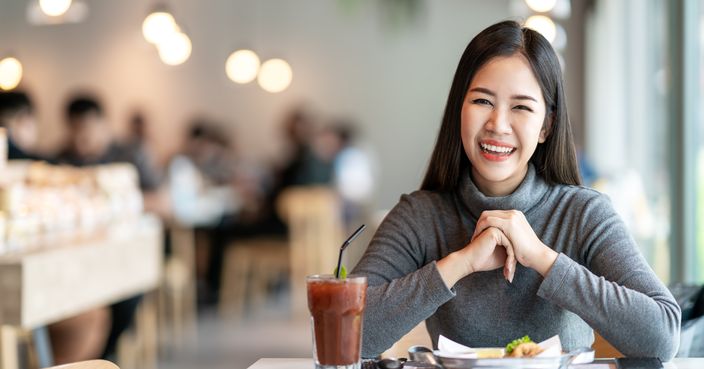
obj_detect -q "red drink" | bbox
[307,275,367,369]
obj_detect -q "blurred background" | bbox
[0,0,703,368]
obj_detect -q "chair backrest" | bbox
[383,322,433,359]
[678,314,704,357]
[669,283,704,357]
[42,359,120,369]
[592,332,623,358]
[277,186,344,313]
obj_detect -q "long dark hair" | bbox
[420,20,581,192]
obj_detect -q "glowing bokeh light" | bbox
[226,49,261,84]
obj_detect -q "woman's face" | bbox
[461,54,548,196]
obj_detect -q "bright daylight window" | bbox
[695,0,704,282]
[584,0,671,281]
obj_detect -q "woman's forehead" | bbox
[468,55,543,100]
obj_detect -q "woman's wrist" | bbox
[532,245,558,277]
[437,251,471,288]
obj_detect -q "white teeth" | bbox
[480,143,514,153]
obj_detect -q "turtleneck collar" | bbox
[456,163,551,221]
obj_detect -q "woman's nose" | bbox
[485,108,512,134]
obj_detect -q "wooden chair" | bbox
[592,332,623,358]
[42,359,120,369]
[116,292,159,369]
[156,225,197,349]
[382,322,433,359]
[276,186,344,315]
[218,237,289,319]
[218,186,344,318]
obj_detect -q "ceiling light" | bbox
[525,15,557,44]
[39,0,72,17]
[143,11,179,45]
[0,57,23,91]
[525,0,557,13]
[226,49,260,84]
[257,58,292,93]
[157,32,192,66]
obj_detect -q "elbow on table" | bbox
[361,338,388,359]
[621,325,680,362]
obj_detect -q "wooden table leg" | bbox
[0,325,19,369]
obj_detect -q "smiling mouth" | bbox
[480,142,516,156]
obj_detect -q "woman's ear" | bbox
[538,114,553,143]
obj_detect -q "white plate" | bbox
[435,348,594,369]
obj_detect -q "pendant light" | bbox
[257,58,292,93]
[226,49,260,84]
[0,57,23,91]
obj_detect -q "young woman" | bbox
[352,20,680,360]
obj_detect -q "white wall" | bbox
[0,0,511,210]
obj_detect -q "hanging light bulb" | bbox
[525,0,557,13]
[157,32,192,66]
[226,49,260,84]
[525,15,557,44]
[142,11,179,45]
[39,0,72,17]
[257,59,292,93]
[0,57,23,91]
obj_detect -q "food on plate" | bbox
[474,348,505,358]
[508,342,543,357]
[505,336,545,358]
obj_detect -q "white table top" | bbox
[247,357,704,369]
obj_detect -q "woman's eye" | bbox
[513,105,533,112]
[472,98,492,106]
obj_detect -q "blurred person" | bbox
[168,119,259,304]
[120,111,164,192]
[168,120,243,227]
[52,95,147,362]
[325,121,377,227]
[276,106,334,187]
[58,96,112,165]
[121,111,171,218]
[0,90,44,160]
[58,99,163,191]
[59,100,168,214]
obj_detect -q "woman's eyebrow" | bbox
[511,94,538,102]
[468,87,495,96]
[468,87,538,103]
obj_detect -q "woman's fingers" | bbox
[472,214,506,241]
[493,228,516,283]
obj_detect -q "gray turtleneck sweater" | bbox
[352,164,680,360]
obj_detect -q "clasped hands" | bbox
[438,210,558,287]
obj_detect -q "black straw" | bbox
[335,224,367,278]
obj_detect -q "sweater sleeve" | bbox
[352,194,456,358]
[537,193,681,361]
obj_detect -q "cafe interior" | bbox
[0,0,703,368]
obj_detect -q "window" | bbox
[585,0,671,281]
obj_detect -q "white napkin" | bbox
[436,335,480,358]
[535,335,562,357]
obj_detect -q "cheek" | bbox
[520,123,546,148]
[459,115,474,151]
[460,106,481,140]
